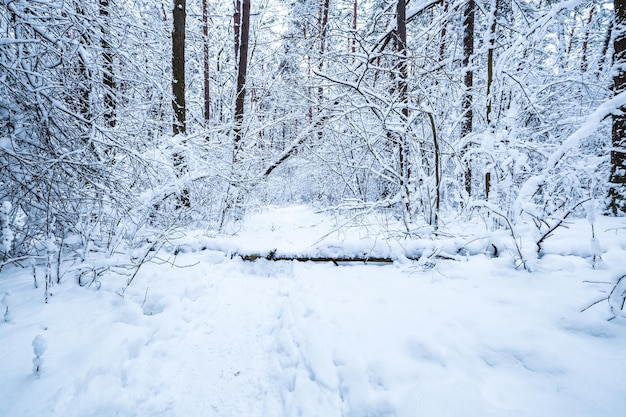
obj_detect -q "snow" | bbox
[1,205,626,416]
[31,334,47,357]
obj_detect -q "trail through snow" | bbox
[1,206,626,416]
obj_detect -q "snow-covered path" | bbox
[1,206,626,416]
[264,260,626,417]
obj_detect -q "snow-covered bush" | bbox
[0,201,14,262]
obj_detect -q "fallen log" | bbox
[237,249,461,265]
[240,254,395,265]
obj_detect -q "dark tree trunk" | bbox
[100,0,116,128]
[598,20,613,76]
[486,0,498,128]
[221,0,250,226]
[461,0,475,196]
[352,0,357,54]
[76,6,91,121]
[396,0,411,223]
[439,0,449,61]
[396,0,408,120]
[319,0,330,56]
[172,0,186,135]
[609,0,626,214]
[172,0,189,208]
[316,0,331,140]
[203,0,210,124]
[581,6,594,72]
[234,0,250,147]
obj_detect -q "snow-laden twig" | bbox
[470,201,528,270]
[608,275,626,321]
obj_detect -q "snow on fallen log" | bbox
[165,234,501,265]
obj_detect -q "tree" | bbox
[100,0,116,128]
[485,0,499,128]
[202,0,211,124]
[234,0,250,148]
[461,0,475,197]
[609,0,626,214]
[396,0,412,225]
[0,0,158,260]
[172,0,186,135]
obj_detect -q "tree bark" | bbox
[461,0,475,196]
[486,0,498,128]
[172,0,189,208]
[316,0,331,140]
[76,6,91,121]
[439,0,449,62]
[100,0,116,128]
[580,5,594,72]
[396,0,412,224]
[234,0,250,148]
[202,0,210,124]
[609,0,626,214]
[352,0,357,54]
[172,0,186,135]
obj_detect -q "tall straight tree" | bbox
[100,0,116,128]
[172,0,186,135]
[316,0,331,140]
[318,0,330,66]
[202,0,210,123]
[461,0,475,196]
[396,0,411,224]
[172,0,189,208]
[221,0,250,227]
[610,0,626,214]
[485,0,499,128]
[234,0,250,147]
[352,0,357,54]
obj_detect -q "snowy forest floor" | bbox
[1,206,626,417]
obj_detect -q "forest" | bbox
[2,1,626,415]
[0,0,625,266]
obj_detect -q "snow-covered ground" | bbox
[1,206,626,417]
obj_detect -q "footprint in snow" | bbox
[405,337,446,367]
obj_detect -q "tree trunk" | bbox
[234,0,250,148]
[461,0,475,196]
[609,0,626,214]
[319,0,330,54]
[352,0,357,54]
[76,6,91,121]
[100,0,116,128]
[317,0,331,140]
[439,0,449,62]
[221,0,250,227]
[397,0,412,224]
[598,20,613,76]
[486,0,498,128]
[172,0,189,208]
[580,5,594,72]
[172,0,186,135]
[202,0,210,124]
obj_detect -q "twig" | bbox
[120,242,160,296]
[141,287,149,308]
[580,297,608,313]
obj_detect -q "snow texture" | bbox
[0,206,625,416]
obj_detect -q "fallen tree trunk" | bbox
[237,250,463,265]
